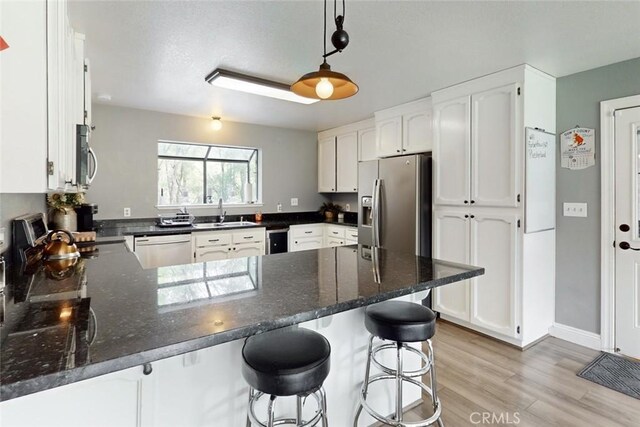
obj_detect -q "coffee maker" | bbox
[75,204,98,232]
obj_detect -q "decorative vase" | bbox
[50,207,78,232]
[324,211,335,220]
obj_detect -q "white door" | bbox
[195,246,230,262]
[433,96,471,206]
[358,127,377,162]
[615,106,640,358]
[469,213,519,337]
[432,210,470,321]
[471,84,519,207]
[232,243,264,258]
[375,116,402,157]
[318,136,336,192]
[336,131,358,192]
[402,109,432,154]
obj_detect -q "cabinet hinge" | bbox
[517,87,521,96]
[517,326,521,334]
[517,194,521,203]
[517,219,521,228]
[47,161,54,176]
[84,110,88,120]
[84,64,88,72]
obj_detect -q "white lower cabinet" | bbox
[193,228,265,261]
[289,224,357,252]
[433,209,520,339]
[0,365,156,427]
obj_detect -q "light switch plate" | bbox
[290,198,298,207]
[124,207,131,217]
[563,202,587,217]
[345,204,351,212]
[276,203,283,213]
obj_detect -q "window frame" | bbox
[156,140,262,208]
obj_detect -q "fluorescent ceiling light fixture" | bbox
[205,68,319,105]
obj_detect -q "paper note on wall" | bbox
[561,127,595,170]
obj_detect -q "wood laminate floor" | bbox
[402,320,640,426]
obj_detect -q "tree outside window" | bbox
[157,141,259,206]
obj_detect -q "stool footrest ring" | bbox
[358,374,442,427]
[371,342,432,378]
[248,390,323,427]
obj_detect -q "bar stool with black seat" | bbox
[354,301,443,427]
[242,327,331,427]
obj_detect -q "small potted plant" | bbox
[319,202,343,220]
[47,192,85,231]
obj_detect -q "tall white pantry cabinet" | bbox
[432,65,556,348]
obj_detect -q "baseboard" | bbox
[549,323,601,351]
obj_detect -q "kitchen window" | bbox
[157,141,260,206]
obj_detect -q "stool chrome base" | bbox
[246,387,328,427]
[354,336,444,427]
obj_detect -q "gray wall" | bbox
[0,193,47,253]
[87,104,327,219]
[556,57,640,334]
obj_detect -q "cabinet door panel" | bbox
[403,109,432,154]
[358,127,377,162]
[336,131,358,192]
[318,136,336,192]
[196,247,230,262]
[232,244,264,258]
[470,214,518,337]
[291,238,324,252]
[432,210,470,321]
[375,116,402,157]
[433,96,471,206]
[471,84,519,207]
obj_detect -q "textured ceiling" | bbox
[68,0,640,132]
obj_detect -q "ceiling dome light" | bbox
[291,0,358,101]
[211,116,222,131]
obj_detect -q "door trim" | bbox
[600,94,640,353]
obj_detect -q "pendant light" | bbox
[291,0,358,100]
[211,116,223,131]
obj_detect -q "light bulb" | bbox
[211,117,222,131]
[315,78,334,99]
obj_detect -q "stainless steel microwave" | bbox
[76,124,97,187]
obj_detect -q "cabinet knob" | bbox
[396,150,400,153]
[470,215,475,218]
[464,214,469,218]
[402,149,406,152]
[470,200,476,204]
[464,200,469,204]
[143,363,153,375]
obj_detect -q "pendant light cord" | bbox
[323,0,327,59]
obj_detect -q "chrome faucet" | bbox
[218,198,226,223]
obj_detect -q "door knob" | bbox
[619,241,640,251]
[619,224,631,232]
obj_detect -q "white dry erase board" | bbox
[525,127,556,233]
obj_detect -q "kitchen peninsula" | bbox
[0,242,482,426]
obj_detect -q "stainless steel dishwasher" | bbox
[134,234,192,268]
[266,228,289,254]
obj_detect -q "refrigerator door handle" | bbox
[373,179,383,247]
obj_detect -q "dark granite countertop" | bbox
[0,243,482,401]
[96,212,358,238]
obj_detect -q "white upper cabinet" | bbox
[375,116,402,157]
[433,96,471,206]
[0,0,88,193]
[374,98,432,158]
[358,126,377,162]
[403,108,433,154]
[0,0,48,193]
[318,136,336,192]
[336,131,358,192]
[318,118,372,193]
[471,84,519,207]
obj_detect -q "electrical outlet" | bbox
[124,207,131,217]
[563,202,587,217]
[345,203,351,212]
[290,198,298,207]
[276,203,283,213]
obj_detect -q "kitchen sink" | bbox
[193,221,257,229]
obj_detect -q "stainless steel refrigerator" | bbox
[357,154,432,257]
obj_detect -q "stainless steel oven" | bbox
[76,124,97,188]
